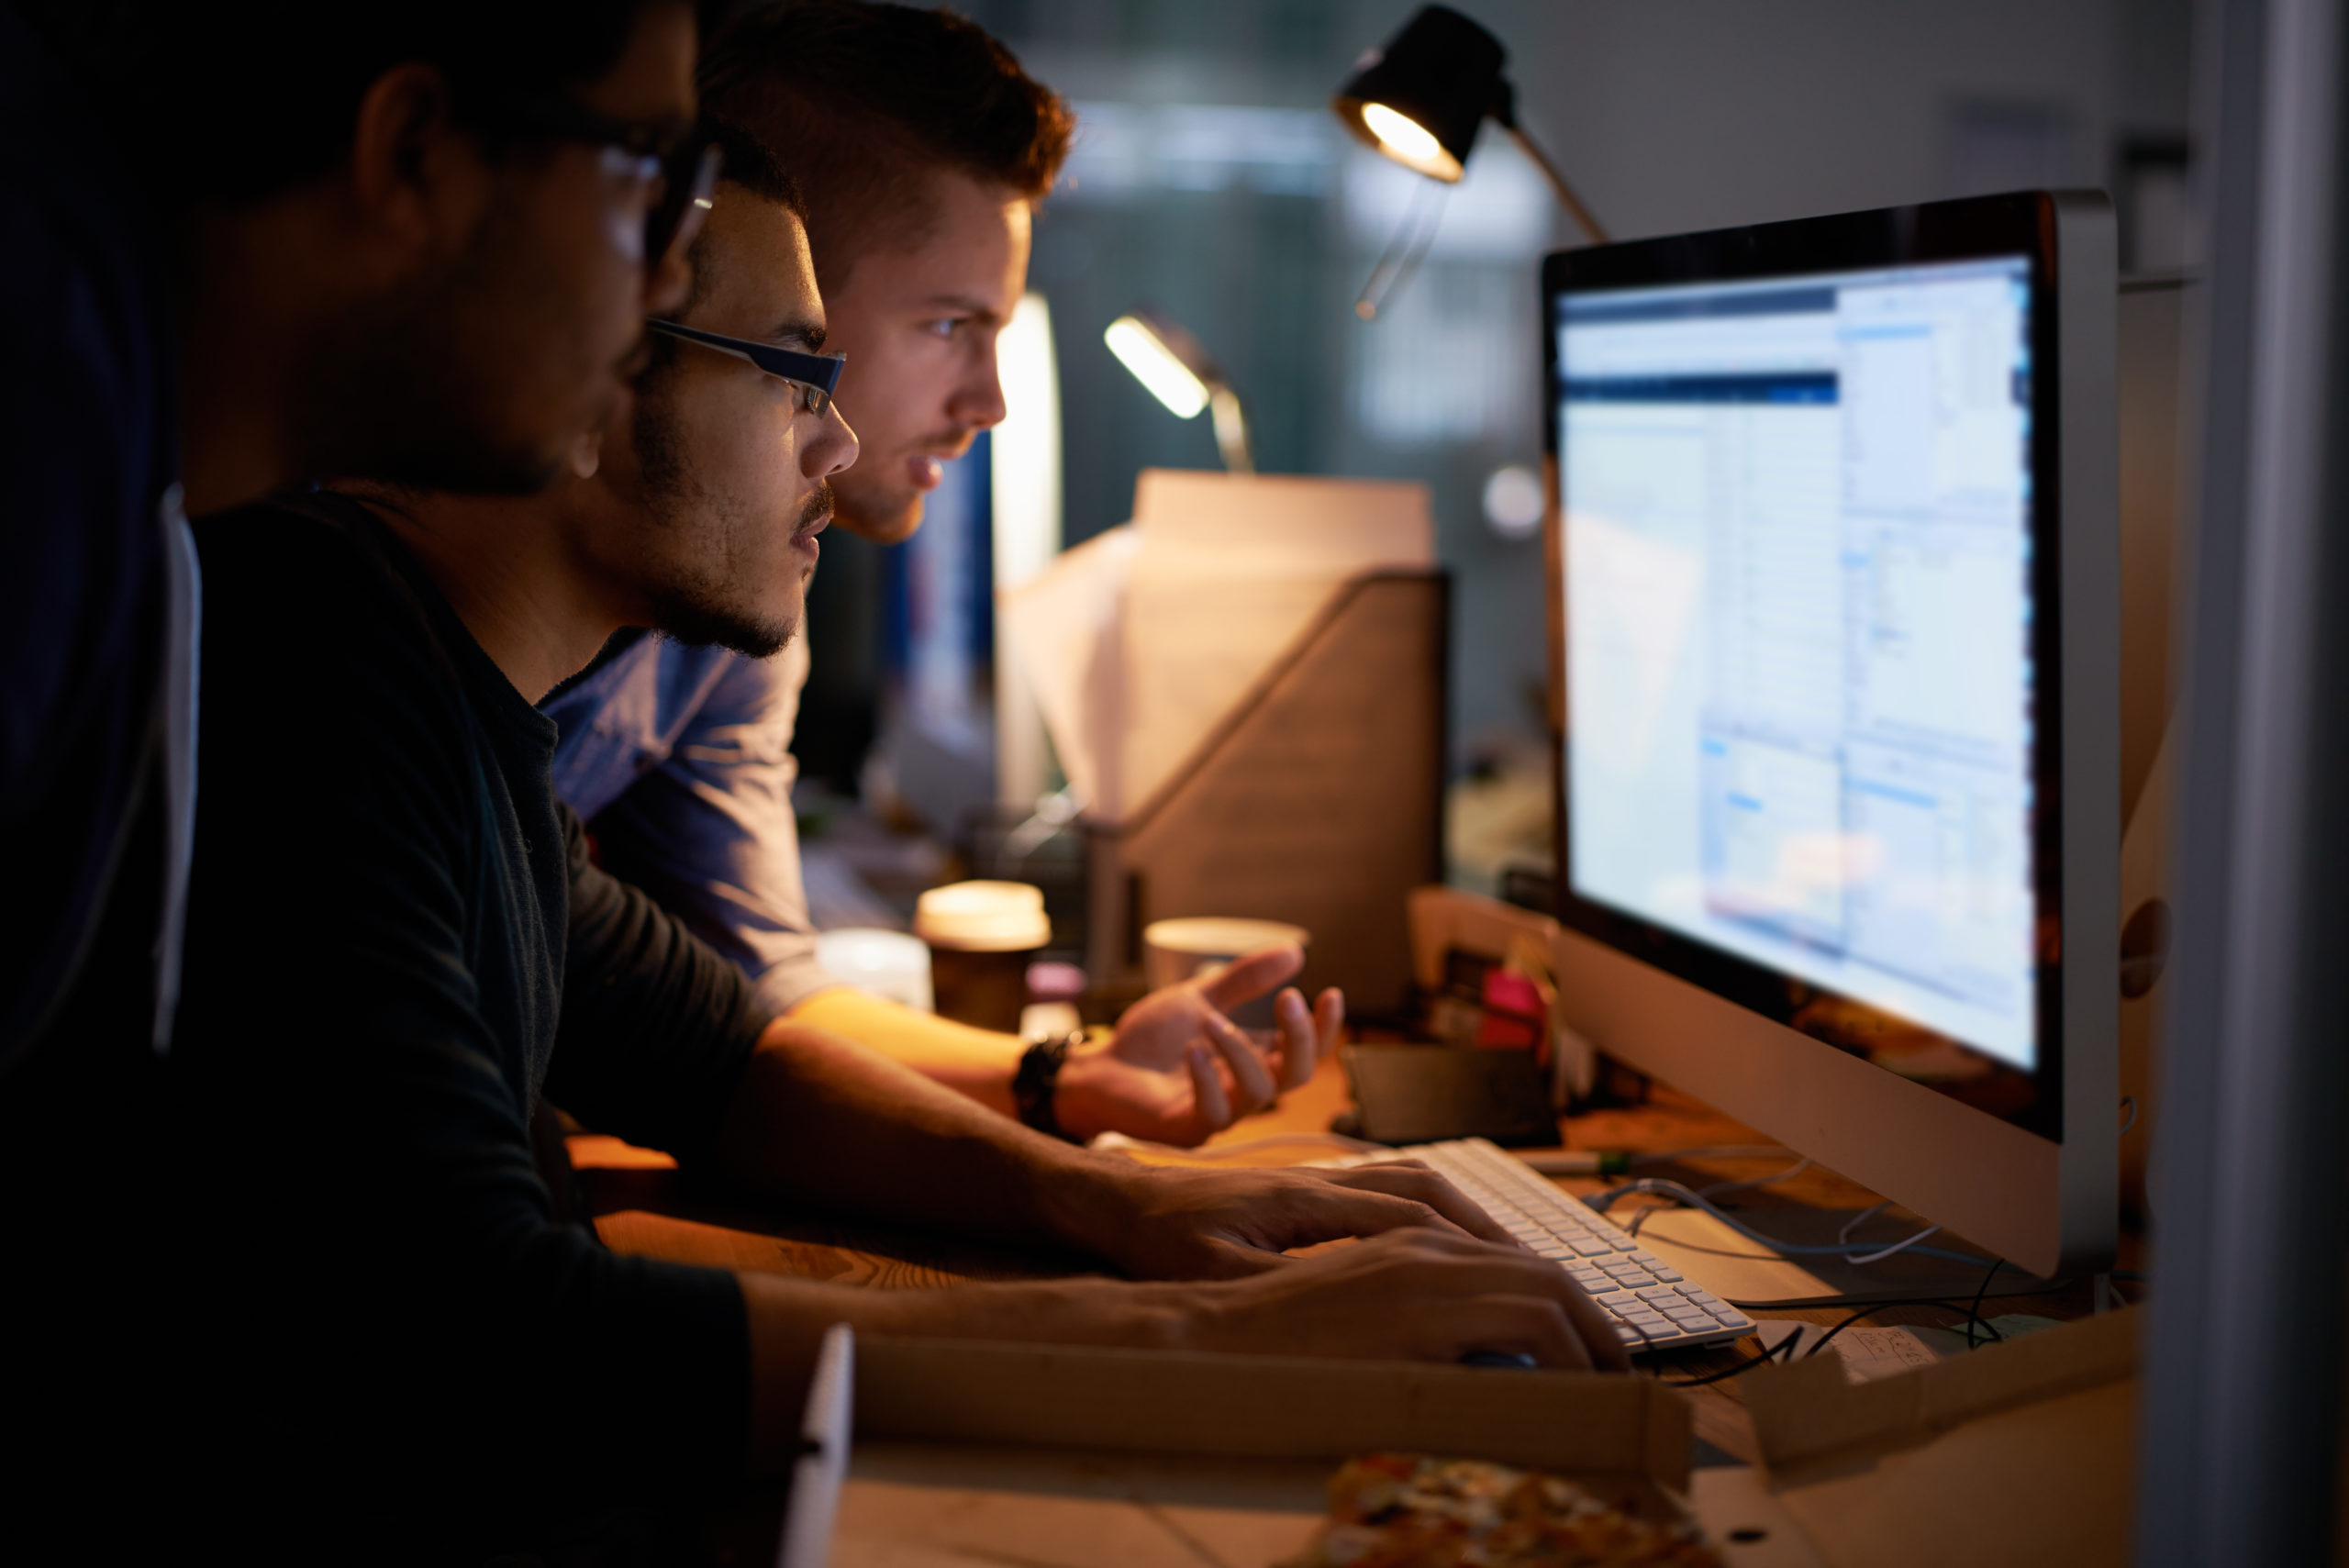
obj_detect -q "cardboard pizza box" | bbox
[819,1333,1715,1568]
[1737,1306,2140,1568]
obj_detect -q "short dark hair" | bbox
[698,0,1074,291]
[706,117,807,217]
[655,126,808,333]
[19,0,694,206]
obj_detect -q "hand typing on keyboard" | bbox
[1309,1140,1756,1355]
[1176,1227,1634,1372]
[1084,1155,1528,1281]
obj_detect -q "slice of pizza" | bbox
[1281,1452,1724,1568]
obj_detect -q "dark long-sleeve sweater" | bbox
[170,491,772,1556]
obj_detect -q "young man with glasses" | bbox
[0,0,712,1550]
[2,0,711,1081]
[542,0,1341,1150]
[167,140,1624,1554]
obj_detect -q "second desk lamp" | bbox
[1103,307,1254,474]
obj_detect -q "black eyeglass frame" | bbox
[646,319,847,415]
[485,96,721,267]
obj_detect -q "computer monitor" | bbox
[1541,190,2117,1279]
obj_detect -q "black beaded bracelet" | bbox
[1014,1029,1085,1141]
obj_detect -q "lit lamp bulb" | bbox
[1104,315,1210,419]
[1103,309,1253,473]
[1359,102,1459,181]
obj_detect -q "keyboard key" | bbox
[1571,1239,1615,1257]
[1652,1268,1685,1283]
[1532,1244,1575,1261]
[1634,1285,1681,1302]
[1630,1251,1663,1265]
[1609,1271,1657,1288]
[1711,1311,1753,1330]
[1582,1279,1622,1296]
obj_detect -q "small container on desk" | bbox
[914,881,1051,1032]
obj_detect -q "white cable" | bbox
[1586,1177,1994,1268]
[1843,1224,1943,1265]
[1838,1201,1891,1245]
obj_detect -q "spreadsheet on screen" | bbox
[1557,257,2039,1071]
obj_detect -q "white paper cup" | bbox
[1143,917,1309,1029]
[815,928,934,1013]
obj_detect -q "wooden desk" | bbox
[570,1053,2139,1467]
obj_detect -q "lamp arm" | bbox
[1208,384,1254,474]
[1500,121,1609,247]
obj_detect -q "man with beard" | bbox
[3,0,708,1075]
[540,0,1331,1147]
[173,145,1625,1555]
[0,0,711,1552]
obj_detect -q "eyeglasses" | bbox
[491,97,723,268]
[645,319,847,416]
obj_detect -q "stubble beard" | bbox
[632,380,824,659]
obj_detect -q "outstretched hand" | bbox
[1053,944,1342,1146]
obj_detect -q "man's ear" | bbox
[344,61,481,254]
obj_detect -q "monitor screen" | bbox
[1555,256,2042,1078]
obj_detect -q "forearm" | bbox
[714,1016,1137,1256]
[787,987,1022,1117]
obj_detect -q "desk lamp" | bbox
[1332,5,1609,316]
[1103,308,1253,473]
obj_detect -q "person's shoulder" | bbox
[195,491,451,681]
[196,490,407,599]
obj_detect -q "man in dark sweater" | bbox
[174,152,1626,1556]
[1,2,720,1554]
[3,0,707,1073]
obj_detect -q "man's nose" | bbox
[808,404,860,478]
[947,346,1009,431]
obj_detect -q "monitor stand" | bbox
[1620,1204,2054,1310]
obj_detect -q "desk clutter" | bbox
[792,1309,2137,1568]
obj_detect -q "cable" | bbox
[1966,1258,2008,1349]
[2119,1095,2139,1137]
[1805,1298,2003,1362]
[1585,1177,1996,1268]
[1843,1223,1945,1267]
[1658,1334,1801,1387]
[1696,1157,1812,1199]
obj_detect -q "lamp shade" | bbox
[1330,5,1509,183]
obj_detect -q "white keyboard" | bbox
[1314,1137,1755,1354]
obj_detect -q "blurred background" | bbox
[793,0,2197,926]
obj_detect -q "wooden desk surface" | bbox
[570,1052,2140,1467]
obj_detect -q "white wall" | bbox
[1501,0,2125,242]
